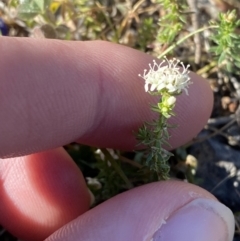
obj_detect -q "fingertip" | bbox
[46,181,231,241]
[0,38,213,155]
[0,148,90,241]
[152,198,234,241]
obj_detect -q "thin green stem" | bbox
[96,2,119,42]
[153,97,171,179]
[196,60,217,75]
[158,25,219,59]
[101,149,133,189]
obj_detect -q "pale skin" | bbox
[0,37,235,241]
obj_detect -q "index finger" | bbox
[0,37,213,158]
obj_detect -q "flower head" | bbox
[139,57,192,95]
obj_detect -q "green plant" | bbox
[156,0,188,45]
[137,57,191,179]
[136,9,240,180]
[210,10,240,72]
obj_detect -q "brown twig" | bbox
[187,0,201,64]
[187,117,236,146]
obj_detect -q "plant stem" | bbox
[154,98,170,179]
[196,60,217,75]
[101,149,133,189]
[158,25,218,59]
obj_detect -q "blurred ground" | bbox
[1,0,240,240]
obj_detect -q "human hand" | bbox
[0,37,234,241]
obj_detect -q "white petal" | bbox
[183,88,189,95]
[150,84,157,91]
[144,83,149,92]
[157,83,165,91]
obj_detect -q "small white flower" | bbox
[139,57,192,95]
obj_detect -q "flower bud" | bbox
[225,10,236,23]
[166,96,176,106]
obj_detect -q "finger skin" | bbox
[0,148,90,241]
[0,37,213,157]
[45,181,233,241]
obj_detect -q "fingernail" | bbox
[152,198,234,241]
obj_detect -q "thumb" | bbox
[45,181,234,241]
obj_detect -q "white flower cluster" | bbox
[139,57,191,95]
